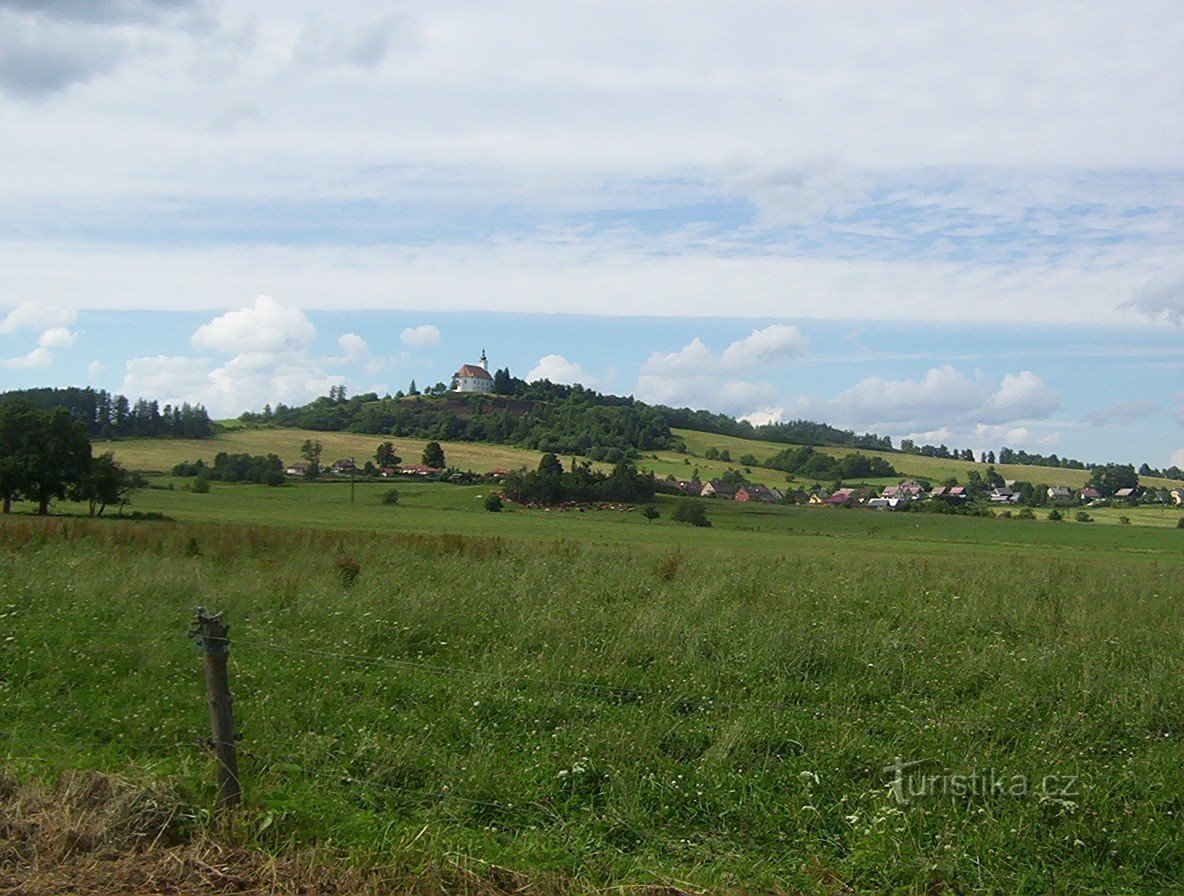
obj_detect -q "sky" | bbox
[0,0,1181,467]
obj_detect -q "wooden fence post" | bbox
[191,607,242,809]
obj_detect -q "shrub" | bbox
[1075,511,1093,523]
[333,554,361,588]
[191,478,210,494]
[1177,517,1184,529]
[672,500,711,527]
[1047,509,1063,521]
[641,505,659,522]
[1118,516,1131,525]
[1017,507,1035,520]
[655,550,681,580]
[484,493,503,512]
[380,488,400,506]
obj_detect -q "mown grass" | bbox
[1,515,1182,894]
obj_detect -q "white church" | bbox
[453,350,494,394]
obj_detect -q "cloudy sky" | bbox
[1,0,1181,466]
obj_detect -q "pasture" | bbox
[1,484,1183,893]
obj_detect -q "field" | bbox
[102,424,1184,498]
[5,426,1184,894]
[1,507,1182,895]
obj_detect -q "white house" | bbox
[454,350,494,394]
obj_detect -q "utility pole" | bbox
[350,456,356,504]
[190,607,241,810]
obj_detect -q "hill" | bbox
[105,422,1184,497]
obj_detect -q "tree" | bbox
[300,439,323,465]
[407,380,420,396]
[672,500,710,527]
[24,409,92,514]
[0,401,39,514]
[484,493,503,512]
[1089,463,1138,497]
[75,452,141,516]
[493,368,513,395]
[641,504,660,522]
[375,441,401,467]
[422,441,445,468]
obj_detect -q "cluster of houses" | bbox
[283,459,447,479]
[670,476,1184,510]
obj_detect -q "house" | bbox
[825,488,856,506]
[284,461,309,476]
[675,479,703,496]
[931,485,968,504]
[379,466,398,477]
[700,480,737,499]
[735,484,778,503]
[329,459,356,475]
[807,489,831,504]
[488,468,511,481]
[397,464,442,477]
[1047,486,1073,503]
[1079,487,1100,502]
[989,487,1019,504]
[1114,487,1138,502]
[454,350,494,394]
[1171,489,1184,506]
[899,480,928,497]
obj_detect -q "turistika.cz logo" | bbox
[882,757,1079,806]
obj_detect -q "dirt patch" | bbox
[0,771,629,896]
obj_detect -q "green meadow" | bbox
[1,509,1181,895]
[3,425,1183,894]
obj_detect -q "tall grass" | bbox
[1,516,1181,893]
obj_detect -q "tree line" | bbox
[0,400,142,515]
[1,387,212,440]
[500,454,656,505]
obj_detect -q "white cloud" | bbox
[192,295,315,354]
[719,325,809,372]
[526,354,595,387]
[1170,448,1184,469]
[0,238,1170,326]
[1084,399,1160,427]
[1,324,77,368]
[978,371,1060,425]
[814,366,1061,450]
[87,360,103,379]
[120,297,353,416]
[336,332,367,360]
[635,324,806,416]
[1127,268,1184,326]
[37,326,75,349]
[399,324,440,348]
[3,346,53,369]
[0,302,76,334]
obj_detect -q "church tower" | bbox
[479,349,488,370]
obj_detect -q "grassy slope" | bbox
[102,427,551,474]
[670,428,1184,490]
[105,424,1184,494]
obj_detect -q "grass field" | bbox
[1,510,1182,894]
[102,424,1184,497]
[4,432,1183,893]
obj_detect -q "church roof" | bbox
[455,364,492,379]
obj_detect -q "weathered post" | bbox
[190,607,241,809]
